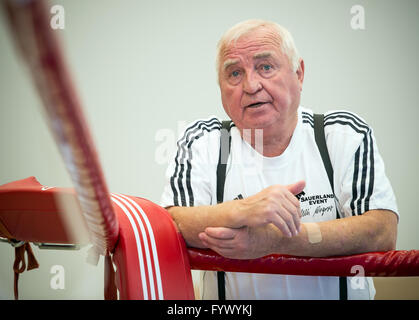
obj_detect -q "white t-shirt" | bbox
[160,106,399,300]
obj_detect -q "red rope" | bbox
[188,248,419,277]
[3,0,119,255]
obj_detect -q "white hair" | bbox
[216,19,301,79]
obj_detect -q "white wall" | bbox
[0,0,418,299]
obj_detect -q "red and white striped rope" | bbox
[2,0,119,255]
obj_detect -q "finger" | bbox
[205,227,238,240]
[198,232,209,248]
[286,180,305,196]
[277,207,298,237]
[199,232,235,249]
[267,198,298,237]
[269,214,293,238]
[281,197,301,234]
[202,241,241,259]
[286,188,302,208]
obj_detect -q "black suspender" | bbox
[216,115,347,300]
[216,121,232,205]
[313,114,348,300]
[216,120,232,300]
[313,114,334,192]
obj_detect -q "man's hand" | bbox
[200,210,398,259]
[167,180,305,249]
[232,180,305,237]
[197,180,305,259]
[198,225,278,259]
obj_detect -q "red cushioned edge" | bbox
[188,248,419,277]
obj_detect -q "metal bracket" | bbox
[0,237,81,250]
[33,242,81,250]
[0,237,25,248]
[0,237,11,244]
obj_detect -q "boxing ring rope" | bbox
[1,0,418,300]
[2,0,118,258]
[188,248,419,277]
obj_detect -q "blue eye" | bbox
[262,65,272,71]
[232,70,240,77]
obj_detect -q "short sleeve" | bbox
[324,111,399,220]
[160,117,221,208]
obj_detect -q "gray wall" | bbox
[0,0,418,299]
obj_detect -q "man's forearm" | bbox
[199,209,398,259]
[168,182,305,249]
[169,197,397,259]
[271,209,398,257]
[167,202,239,248]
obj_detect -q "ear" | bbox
[296,59,305,91]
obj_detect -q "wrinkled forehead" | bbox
[219,27,284,65]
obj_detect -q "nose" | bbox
[243,71,262,94]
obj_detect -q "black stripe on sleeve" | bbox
[324,111,375,216]
[169,118,221,207]
[324,119,368,136]
[173,118,220,206]
[357,131,375,214]
[350,147,361,216]
[170,118,218,206]
[357,135,369,214]
[302,111,314,128]
[325,111,368,129]
[365,131,375,211]
[185,129,211,206]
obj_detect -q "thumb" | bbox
[205,227,237,239]
[286,180,306,195]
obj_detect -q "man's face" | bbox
[218,28,304,131]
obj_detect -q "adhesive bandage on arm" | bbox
[304,223,322,244]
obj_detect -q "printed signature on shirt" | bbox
[301,204,334,217]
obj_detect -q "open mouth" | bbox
[246,102,268,108]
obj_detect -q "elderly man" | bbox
[160,19,398,300]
